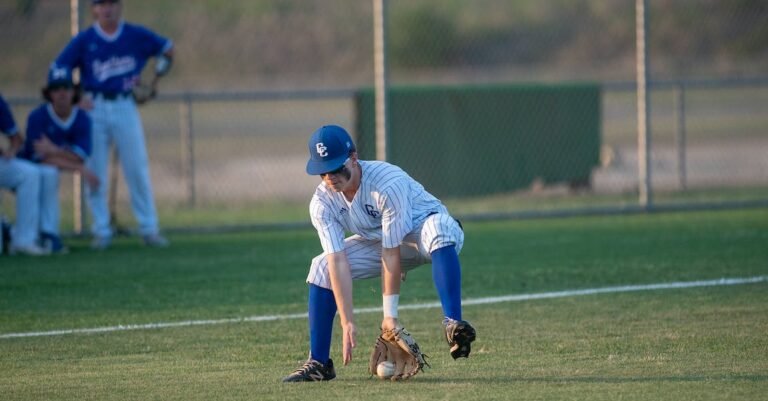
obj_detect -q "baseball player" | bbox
[283,125,476,382]
[52,0,173,249]
[17,67,98,253]
[0,94,47,256]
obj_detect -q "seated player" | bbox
[18,67,98,253]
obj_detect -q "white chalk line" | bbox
[2,275,765,340]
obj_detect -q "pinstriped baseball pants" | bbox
[306,212,464,289]
[85,97,160,238]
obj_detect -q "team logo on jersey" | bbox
[316,143,328,157]
[364,204,380,218]
[92,56,137,82]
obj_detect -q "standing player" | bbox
[283,125,476,382]
[18,67,98,253]
[52,0,172,249]
[0,94,47,255]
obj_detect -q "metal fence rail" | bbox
[4,76,768,232]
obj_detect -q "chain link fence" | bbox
[2,0,767,232]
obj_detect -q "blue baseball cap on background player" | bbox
[306,125,356,175]
[46,66,74,90]
[43,66,80,104]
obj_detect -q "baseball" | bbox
[376,361,395,379]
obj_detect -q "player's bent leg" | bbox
[283,283,338,383]
[2,159,43,251]
[37,165,60,234]
[419,214,476,359]
[36,166,67,254]
[431,245,463,321]
[308,284,336,365]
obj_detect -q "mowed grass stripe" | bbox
[2,275,764,340]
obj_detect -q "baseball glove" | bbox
[132,83,156,105]
[369,326,429,381]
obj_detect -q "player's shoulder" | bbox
[27,104,48,120]
[361,160,410,188]
[71,25,99,42]
[122,21,166,39]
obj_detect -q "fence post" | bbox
[179,96,196,207]
[674,83,687,190]
[71,0,86,234]
[373,0,389,162]
[635,0,653,209]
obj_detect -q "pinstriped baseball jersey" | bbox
[310,160,449,255]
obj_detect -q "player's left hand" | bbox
[132,83,157,105]
[341,321,357,366]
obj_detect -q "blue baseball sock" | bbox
[431,245,462,321]
[308,284,337,364]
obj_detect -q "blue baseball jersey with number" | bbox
[0,94,19,136]
[19,104,92,162]
[53,21,172,93]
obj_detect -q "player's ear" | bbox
[349,151,358,163]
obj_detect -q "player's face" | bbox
[49,86,75,109]
[93,0,122,27]
[320,159,352,192]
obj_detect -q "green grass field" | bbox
[2,209,767,400]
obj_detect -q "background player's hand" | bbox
[78,95,94,111]
[33,136,58,158]
[2,134,22,159]
[341,321,357,366]
[80,167,100,190]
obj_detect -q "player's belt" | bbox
[88,91,131,101]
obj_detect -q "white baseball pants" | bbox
[307,212,465,289]
[0,157,41,247]
[36,164,61,236]
[86,97,159,238]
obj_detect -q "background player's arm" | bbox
[326,250,357,366]
[32,136,98,188]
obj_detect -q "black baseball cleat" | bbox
[282,358,336,382]
[443,318,476,359]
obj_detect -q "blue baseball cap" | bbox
[46,66,73,89]
[306,125,356,175]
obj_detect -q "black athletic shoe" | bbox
[443,318,476,359]
[282,358,336,382]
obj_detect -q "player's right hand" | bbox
[79,95,94,111]
[341,321,357,366]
